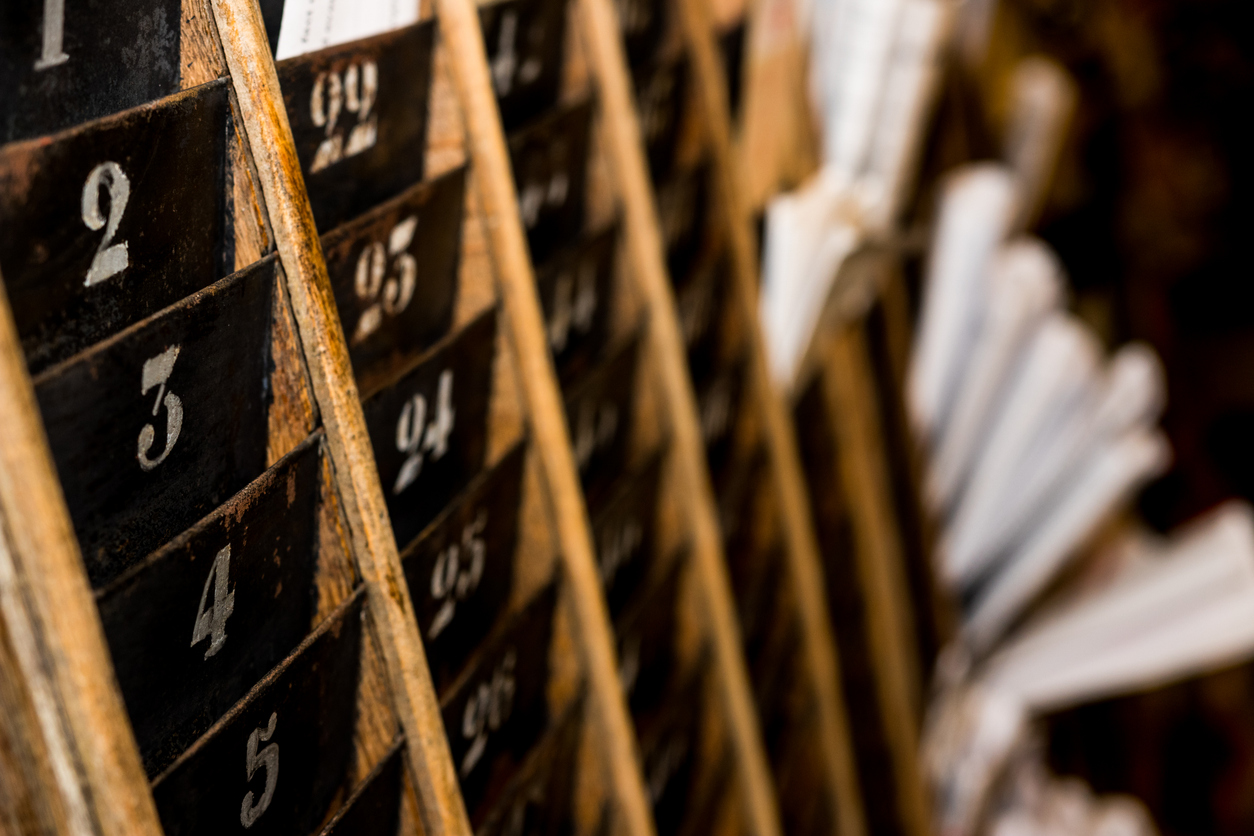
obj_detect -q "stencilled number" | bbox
[81,162,131,287]
[393,370,456,495]
[677,275,713,348]
[352,216,419,343]
[700,375,734,445]
[598,516,642,588]
[614,0,653,36]
[638,71,675,145]
[460,650,516,777]
[573,397,619,472]
[36,0,69,69]
[240,712,279,829]
[137,346,183,471]
[428,509,488,639]
[519,143,571,229]
[658,177,696,250]
[310,61,379,172]
[547,259,598,354]
[190,545,235,660]
[490,9,543,97]
[618,632,641,696]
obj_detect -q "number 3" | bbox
[137,346,183,471]
[81,162,131,287]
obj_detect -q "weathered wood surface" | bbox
[209,2,475,832]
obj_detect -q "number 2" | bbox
[81,162,131,287]
[191,545,235,660]
[35,0,69,70]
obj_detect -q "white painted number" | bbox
[573,398,618,472]
[490,10,542,97]
[598,516,642,588]
[310,61,379,172]
[393,369,455,495]
[81,162,131,287]
[352,216,418,343]
[35,0,69,70]
[547,260,597,354]
[460,650,516,777]
[137,346,183,471]
[428,509,487,639]
[240,712,279,828]
[519,148,570,230]
[700,376,733,444]
[191,545,235,660]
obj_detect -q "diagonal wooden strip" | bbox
[570,1,786,835]
[674,0,872,834]
[207,3,472,834]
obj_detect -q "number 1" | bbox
[35,0,69,70]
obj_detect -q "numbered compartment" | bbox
[362,308,497,549]
[697,355,749,491]
[656,163,711,284]
[535,223,617,386]
[277,22,436,232]
[476,693,584,836]
[0,81,231,373]
[507,100,593,265]
[0,0,182,143]
[640,667,705,836]
[442,583,557,820]
[615,0,668,69]
[480,0,568,130]
[97,434,326,776]
[34,257,277,586]
[615,556,682,721]
[632,53,688,184]
[403,441,527,694]
[151,590,365,836]
[321,165,467,395]
[672,251,733,387]
[319,738,405,836]
[590,449,663,618]
[563,335,640,504]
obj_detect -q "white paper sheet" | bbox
[275,0,421,60]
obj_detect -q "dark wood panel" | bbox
[479,0,568,130]
[656,163,711,284]
[563,335,639,504]
[614,0,667,69]
[98,434,324,777]
[321,165,466,396]
[506,101,592,265]
[34,257,275,587]
[151,590,365,836]
[403,441,527,695]
[640,665,705,836]
[0,0,182,143]
[442,583,557,821]
[318,738,405,836]
[535,223,617,387]
[363,309,497,549]
[277,22,435,232]
[590,449,663,619]
[632,53,687,184]
[0,82,230,373]
[615,555,681,722]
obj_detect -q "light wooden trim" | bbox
[824,326,931,836]
[426,2,659,836]
[0,273,164,836]
[207,4,472,834]
[675,1,870,834]
[571,2,785,836]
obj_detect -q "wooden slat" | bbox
[206,4,473,834]
[571,2,788,836]
[674,1,871,835]
[823,325,932,836]
[0,271,164,836]
[425,1,658,835]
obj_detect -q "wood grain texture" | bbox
[569,1,784,836]
[207,3,473,834]
[823,326,932,836]
[0,270,164,835]
[428,0,657,835]
[674,0,870,834]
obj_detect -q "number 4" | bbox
[191,545,235,660]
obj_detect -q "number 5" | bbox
[240,712,279,828]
